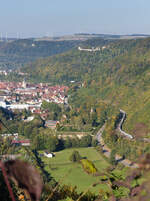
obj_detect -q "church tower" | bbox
[22,79,27,88]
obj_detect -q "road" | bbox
[96,122,139,168]
[118,110,133,139]
[118,110,150,142]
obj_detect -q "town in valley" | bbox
[0,80,68,113]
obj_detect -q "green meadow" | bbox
[41,147,110,194]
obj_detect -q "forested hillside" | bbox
[22,37,150,137]
[23,38,138,83]
[69,37,150,137]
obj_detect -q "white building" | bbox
[0,98,7,108]
[6,103,41,110]
[44,151,54,158]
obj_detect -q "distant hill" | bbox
[0,39,80,69]
[37,33,150,41]
[1,33,149,70]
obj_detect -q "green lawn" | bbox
[41,147,110,194]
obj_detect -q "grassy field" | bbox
[41,147,111,194]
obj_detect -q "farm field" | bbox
[41,147,111,194]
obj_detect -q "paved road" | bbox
[96,109,150,168]
[118,110,150,142]
[96,123,139,168]
[118,110,133,139]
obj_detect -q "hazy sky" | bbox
[1,0,150,38]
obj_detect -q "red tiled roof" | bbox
[11,140,30,144]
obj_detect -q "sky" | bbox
[0,0,150,38]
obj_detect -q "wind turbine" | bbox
[5,32,8,42]
[0,33,2,41]
[17,32,19,40]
